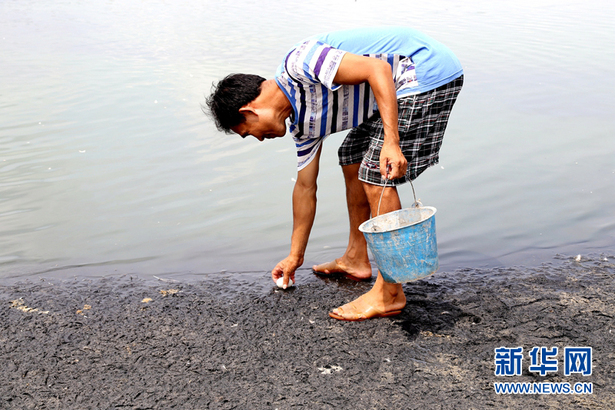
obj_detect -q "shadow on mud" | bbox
[394,281,480,341]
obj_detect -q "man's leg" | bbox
[312,163,372,280]
[329,182,406,321]
[327,77,463,320]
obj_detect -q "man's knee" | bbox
[362,181,384,198]
[362,182,401,207]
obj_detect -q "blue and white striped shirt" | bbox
[274,27,463,170]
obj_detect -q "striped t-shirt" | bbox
[274,26,464,170]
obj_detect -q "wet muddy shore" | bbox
[1,255,614,409]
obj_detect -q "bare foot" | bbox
[312,258,372,281]
[329,282,406,321]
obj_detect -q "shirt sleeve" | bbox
[294,135,325,171]
[284,40,346,91]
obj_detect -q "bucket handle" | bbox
[376,170,420,217]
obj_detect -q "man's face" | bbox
[231,108,286,142]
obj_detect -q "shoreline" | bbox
[1,256,614,409]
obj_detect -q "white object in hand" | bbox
[276,277,294,289]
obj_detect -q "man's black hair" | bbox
[204,73,266,133]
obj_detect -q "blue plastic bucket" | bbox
[358,206,438,283]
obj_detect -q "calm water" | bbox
[1,0,614,281]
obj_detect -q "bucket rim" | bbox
[358,206,437,234]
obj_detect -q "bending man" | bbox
[206,26,463,321]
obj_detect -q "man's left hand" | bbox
[380,142,407,179]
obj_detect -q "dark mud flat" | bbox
[1,255,614,410]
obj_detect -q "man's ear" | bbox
[238,105,258,122]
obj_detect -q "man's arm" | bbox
[271,145,322,287]
[332,53,408,179]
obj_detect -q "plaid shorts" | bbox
[338,75,463,186]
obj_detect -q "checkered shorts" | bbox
[338,75,463,186]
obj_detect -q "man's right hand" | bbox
[272,255,302,289]
[271,145,321,290]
